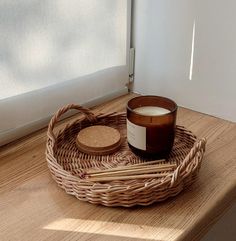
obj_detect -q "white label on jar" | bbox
[127,119,146,150]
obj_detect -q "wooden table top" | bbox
[0,93,235,241]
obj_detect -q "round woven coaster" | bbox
[76,125,121,155]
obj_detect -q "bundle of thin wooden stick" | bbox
[82,160,177,182]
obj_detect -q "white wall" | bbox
[133,0,236,122]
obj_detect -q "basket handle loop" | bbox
[170,137,207,187]
[180,137,206,170]
[47,104,96,143]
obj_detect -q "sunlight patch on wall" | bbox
[189,20,195,80]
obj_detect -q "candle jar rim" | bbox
[127,95,177,117]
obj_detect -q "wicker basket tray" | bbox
[46,104,206,207]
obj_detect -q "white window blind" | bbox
[0,0,131,145]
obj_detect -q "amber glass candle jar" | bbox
[127,96,177,158]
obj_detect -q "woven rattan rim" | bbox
[46,104,206,207]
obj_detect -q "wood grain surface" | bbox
[0,93,236,241]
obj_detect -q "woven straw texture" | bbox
[46,104,206,207]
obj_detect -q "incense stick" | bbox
[81,161,176,182]
[87,173,168,182]
[86,159,168,175]
[87,165,176,178]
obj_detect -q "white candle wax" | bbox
[133,106,170,116]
